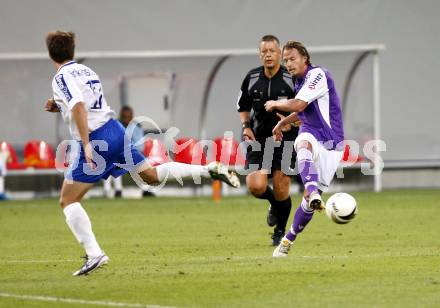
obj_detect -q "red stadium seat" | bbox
[214,137,246,166]
[143,139,170,166]
[174,138,207,165]
[24,140,56,169]
[0,141,26,169]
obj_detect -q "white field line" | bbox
[2,252,438,265]
[4,259,77,263]
[181,252,440,263]
[0,292,177,308]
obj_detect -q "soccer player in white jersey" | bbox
[44,31,240,275]
[264,41,344,257]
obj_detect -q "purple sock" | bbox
[285,198,314,241]
[297,148,319,195]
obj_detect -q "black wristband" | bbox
[242,121,251,129]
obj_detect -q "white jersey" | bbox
[52,61,115,140]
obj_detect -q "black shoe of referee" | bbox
[271,228,284,246]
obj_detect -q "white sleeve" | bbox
[53,73,84,110]
[295,68,329,104]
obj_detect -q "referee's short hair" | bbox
[46,30,75,64]
[283,40,311,65]
[260,34,280,46]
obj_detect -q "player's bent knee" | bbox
[246,179,266,196]
[273,180,291,200]
[59,196,73,208]
[272,173,291,200]
[248,186,266,197]
[273,186,290,201]
[296,140,313,152]
[139,168,159,185]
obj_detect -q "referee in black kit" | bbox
[237,35,300,246]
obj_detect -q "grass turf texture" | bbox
[0,189,440,307]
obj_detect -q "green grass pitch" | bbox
[1,189,440,307]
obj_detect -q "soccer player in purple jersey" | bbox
[264,41,344,257]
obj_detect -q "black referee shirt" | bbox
[236,65,298,141]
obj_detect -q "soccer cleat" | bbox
[309,191,325,212]
[208,162,240,188]
[271,228,284,246]
[273,237,292,257]
[114,190,122,198]
[72,253,109,276]
[266,205,278,227]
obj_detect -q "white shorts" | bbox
[294,132,343,192]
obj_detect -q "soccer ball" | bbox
[325,193,358,224]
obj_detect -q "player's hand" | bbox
[44,98,60,113]
[264,100,277,112]
[292,120,302,127]
[83,143,96,170]
[272,122,284,142]
[242,128,256,141]
[276,113,293,132]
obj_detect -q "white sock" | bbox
[113,176,123,191]
[63,202,103,258]
[300,197,314,213]
[103,177,112,192]
[0,176,4,194]
[155,162,209,182]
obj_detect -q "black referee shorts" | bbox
[244,137,297,177]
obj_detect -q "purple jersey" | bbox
[295,65,344,150]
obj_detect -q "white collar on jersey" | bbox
[57,60,76,73]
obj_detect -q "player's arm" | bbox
[278,112,300,127]
[266,68,329,113]
[264,98,308,113]
[53,73,94,167]
[236,74,255,141]
[272,112,300,141]
[239,111,255,141]
[277,112,301,126]
[71,102,95,169]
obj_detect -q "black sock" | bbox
[275,197,292,232]
[256,186,276,206]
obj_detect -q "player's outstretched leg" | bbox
[273,197,314,257]
[207,162,240,188]
[297,147,324,211]
[150,161,240,188]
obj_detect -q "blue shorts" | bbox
[66,119,146,183]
